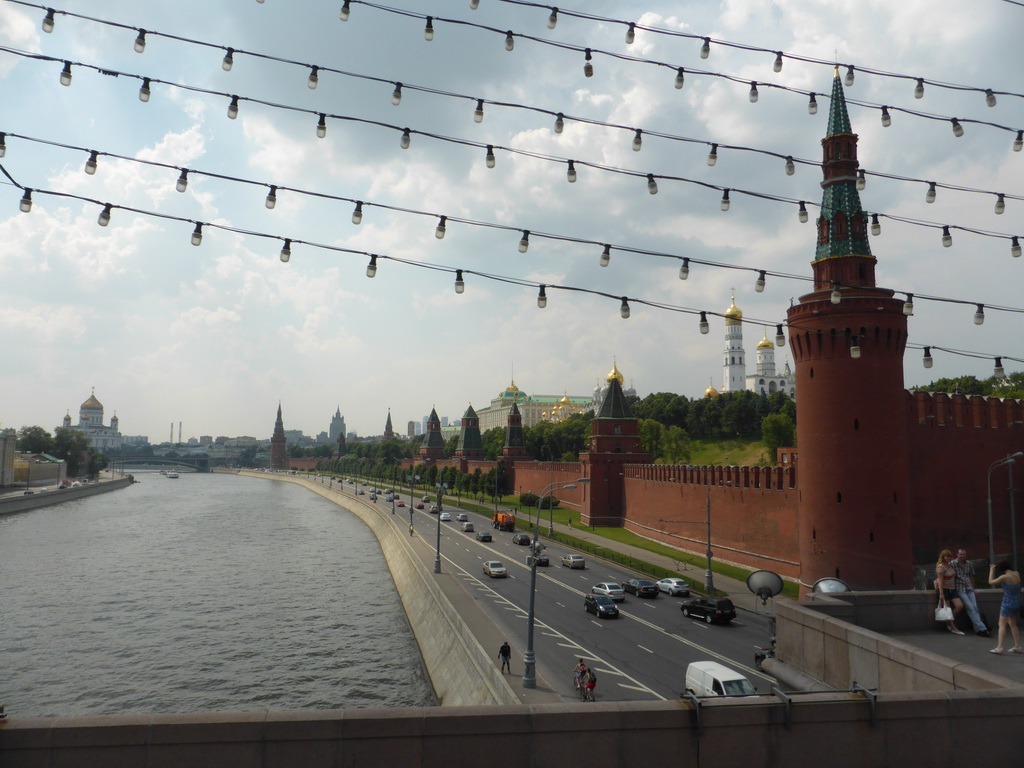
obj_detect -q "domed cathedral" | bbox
[747,331,795,397]
[719,296,795,398]
[786,70,913,592]
[59,389,122,451]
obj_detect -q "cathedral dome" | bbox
[606,362,624,384]
[757,331,775,350]
[704,384,720,399]
[81,392,103,410]
[724,296,742,326]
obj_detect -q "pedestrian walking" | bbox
[988,560,1022,655]
[498,641,511,673]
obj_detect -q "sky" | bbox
[0,0,1021,442]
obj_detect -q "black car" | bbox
[475,530,493,542]
[680,596,737,624]
[511,533,532,545]
[623,578,659,598]
[535,553,550,566]
[584,594,619,618]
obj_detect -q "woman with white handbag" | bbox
[936,550,965,634]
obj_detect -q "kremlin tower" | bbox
[270,403,286,470]
[786,71,914,592]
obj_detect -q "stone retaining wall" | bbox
[0,477,131,516]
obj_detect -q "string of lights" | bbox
[1,47,1020,255]
[8,0,1024,170]
[3,159,1023,376]
[344,1,1024,143]
[474,0,1024,103]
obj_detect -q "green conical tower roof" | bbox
[598,376,633,419]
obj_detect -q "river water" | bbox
[0,472,435,717]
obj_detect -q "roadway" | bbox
[326,476,777,703]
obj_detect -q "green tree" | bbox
[761,413,796,466]
[481,427,506,461]
[638,419,663,457]
[17,425,54,454]
[913,375,989,396]
[289,444,304,458]
[52,427,92,476]
[443,435,459,458]
[660,425,692,464]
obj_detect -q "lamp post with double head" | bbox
[433,482,448,574]
[522,478,588,689]
[987,452,1024,568]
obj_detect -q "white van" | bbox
[684,661,756,697]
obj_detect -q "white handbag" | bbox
[935,598,953,622]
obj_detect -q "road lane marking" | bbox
[637,645,654,654]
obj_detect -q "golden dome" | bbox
[724,295,742,325]
[757,331,775,350]
[704,385,720,399]
[559,394,571,405]
[81,392,103,410]
[606,362,624,384]
[507,380,519,392]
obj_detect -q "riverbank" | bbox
[0,476,132,516]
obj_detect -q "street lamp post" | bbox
[433,482,448,574]
[408,473,420,532]
[659,475,716,594]
[987,452,1023,567]
[523,478,587,689]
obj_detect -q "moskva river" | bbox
[0,472,435,717]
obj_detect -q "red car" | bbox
[415,503,425,509]
[396,501,406,507]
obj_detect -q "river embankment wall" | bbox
[0,477,132,516]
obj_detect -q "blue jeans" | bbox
[957,589,986,632]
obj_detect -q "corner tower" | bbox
[270,403,287,470]
[786,72,912,592]
[419,407,446,460]
[456,405,484,458]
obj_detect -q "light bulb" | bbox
[485,145,495,168]
[454,269,464,294]
[222,48,234,71]
[60,61,72,86]
[775,324,786,348]
[773,52,783,73]
[699,311,709,334]
[700,37,710,59]
[566,160,576,183]
[554,113,564,134]
[994,357,1005,379]
[881,106,891,127]
[755,270,766,293]
[547,9,557,29]
[19,189,32,213]
[625,23,636,44]
[856,170,865,191]
[1012,237,1021,258]
[391,83,402,105]
[674,67,685,89]
[469,0,478,7]
[138,78,151,102]
[720,189,730,211]
[785,156,795,176]
[352,201,363,224]
[679,258,689,280]
[914,78,924,99]
[308,66,319,89]
[808,93,818,115]
[748,82,759,103]
[0,133,6,158]
[583,49,593,78]
[340,1,350,21]
[620,298,630,319]
[925,182,936,204]
[474,99,484,123]
[97,204,112,227]
[903,293,914,316]
[280,239,291,263]
[600,244,611,267]
[265,186,277,209]
[632,129,642,152]
[1015,131,1023,152]
[176,169,189,193]
[435,216,447,239]
[871,213,881,236]
[316,114,327,138]
[400,129,411,149]
[646,174,658,195]
[707,143,718,166]
[951,118,963,138]
[923,347,933,369]
[845,66,855,86]
[424,17,434,41]
[518,231,529,253]
[505,31,514,51]
[191,223,203,246]
[42,8,55,33]
[84,151,98,175]
[994,194,1005,215]
[227,96,239,119]
[134,30,147,54]
[537,285,547,308]
[798,201,808,223]
[974,304,985,325]
[985,89,997,108]
[850,337,861,359]
[831,283,841,304]
[366,255,377,278]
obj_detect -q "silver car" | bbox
[656,577,691,597]
[483,561,507,578]
[592,582,625,601]
[560,554,586,569]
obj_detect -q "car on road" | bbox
[511,533,532,545]
[591,582,625,601]
[422,495,430,502]
[396,501,406,507]
[584,594,619,618]
[680,596,737,624]
[656,577,691,597]
[439,512,451,522]
[456,513,469,522]
[623,578,659,598]
[534,552,550,566]
[461,522,475,532]
[560,554,586,569]
[483,561,507,578]
[475,530,492,541]
[415,503,425,509]
[356,489,365,495]
[429,505,439,514]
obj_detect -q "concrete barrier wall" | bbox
[0,477,132,516]
[235,472,518,708]
[6,692,1024,768]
